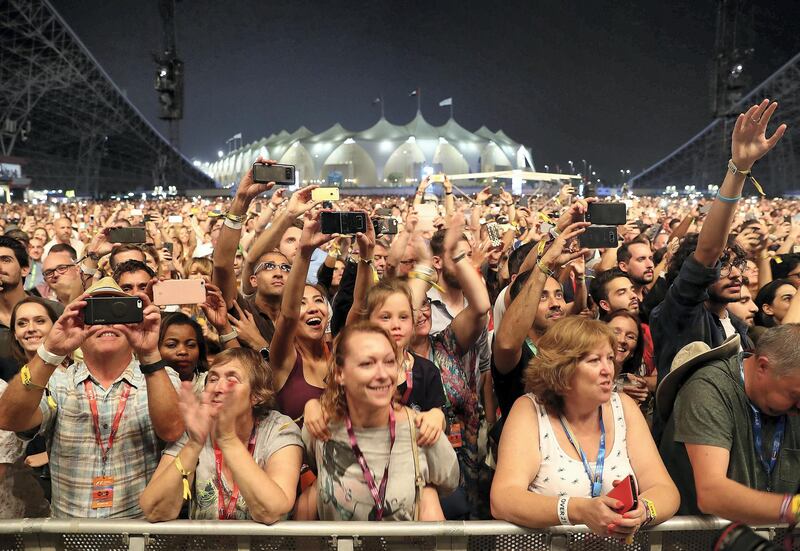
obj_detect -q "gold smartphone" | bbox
[312,187,340,202]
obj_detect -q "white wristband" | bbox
[37,344,67,366]
[223,218,243,230]
[218,329,239,344]
[557,496,571,525]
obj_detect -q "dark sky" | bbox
[51,0,800,184]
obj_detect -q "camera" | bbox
[84,296,143,325]
[714,523,782,551]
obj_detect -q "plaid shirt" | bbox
[35,359,180,518]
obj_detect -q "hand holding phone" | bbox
[606,474,638,514]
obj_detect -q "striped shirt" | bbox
[34,358,180,518]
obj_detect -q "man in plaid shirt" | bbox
[0,278,183,517]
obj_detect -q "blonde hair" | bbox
[320,321,399,422]
[185,256,213,277]
[524,317,616,415]
[364,278,414,321]
[211,348,275,419]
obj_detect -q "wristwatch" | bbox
[259,347,270,363]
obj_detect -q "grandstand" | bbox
[0,0,213,197]
[630,50,800,196]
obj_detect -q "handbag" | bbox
[406,408,425,520]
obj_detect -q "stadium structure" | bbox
[203,112,535,189]
[0,0,213,197]
[630,50,800,196]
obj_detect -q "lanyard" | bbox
[559,407,606,497]
[739,359,785,480]
[401,355,413,405]
[214,425,257,520]
[84,380,131,465]
[345,407,396,520]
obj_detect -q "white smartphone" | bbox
[153,279,206,306]
[168,215,183,224]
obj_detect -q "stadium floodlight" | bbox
[217,150,224,158]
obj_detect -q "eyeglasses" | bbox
[413,298,432,313]
[43,263,76,281]
[720,259,747,279]
[254,261,291,274]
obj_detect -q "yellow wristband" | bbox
[20,365,47,390]
[174,456,193,500]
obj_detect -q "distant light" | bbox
[379,140,393,152]
[192,160,201,167]
[407,136,416,143]
[343,138,355,145]
[217,150,224,158]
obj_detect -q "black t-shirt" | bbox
[491,340,536,420]
[0,297,64,382]
[398,353,446,412]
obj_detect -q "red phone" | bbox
[606,474,638,513]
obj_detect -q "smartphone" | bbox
[320,211,368,235]
[108,227,146,244]
[586,203,627,226]
[582,182,597,198]
[143,214,151,223]
[168,215,183,224]
[153,279,206,306]
[84,296,143,325]
[487,222,502,247]
[490,184,501,197]
[606,474,639,514]
[164,242,174,254]
[312,187,340,202]
[579,225,618,249]
[130,208,143,216]
[373,217,399,236]
[414,203,438,233]
[430,174,445,183]
[252,163,295,185]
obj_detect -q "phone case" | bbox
[153,279,206,306]
[606,475,638,513]
[312,187,340,201]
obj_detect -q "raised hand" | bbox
[355,211,376,259]
[178,382,216,446]
[114,293,161,363]
[43,294,89,356]
[227,302,267,350]
[300,209,336,254]
[286,185,320,218]
[541,221,590,270]
[199,283,230,332]
[236,156,277,202]
[732,99,787,171]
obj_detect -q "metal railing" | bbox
[0,517,796,551]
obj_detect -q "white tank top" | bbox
[526,392,635,497]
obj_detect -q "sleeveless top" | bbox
[276,353,324,425]
[526,392,635,497]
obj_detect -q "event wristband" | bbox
[223,218,243,230]
[641,497,657,527]
[37,344,67,366]
[557,496,571,525]
[174,456,193,500]
[218,329,239,344]
[139,359,168,375]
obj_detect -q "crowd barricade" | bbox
[0,517,796,551]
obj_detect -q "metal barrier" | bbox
[0,517,796,551]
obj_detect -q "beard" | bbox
[629,272,653,286]
[0,277,21,293]
[708,287,740,304]
[441,268,461,290]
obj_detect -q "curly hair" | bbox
[320,321,399,423]
[524,316,616,415]
[211,348,275,419]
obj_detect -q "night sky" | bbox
[51,0,800,184]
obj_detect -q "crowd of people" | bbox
[0,99,798,537]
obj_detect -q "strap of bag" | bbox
[406,408,425,521]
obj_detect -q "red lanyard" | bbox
[345,407,396,521]
[84,380,131,464]
[214,426,257,520]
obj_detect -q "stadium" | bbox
[202,113,535,189]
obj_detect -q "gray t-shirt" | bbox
[660,355,800,515]
[303,408,459,521]
[164,410,303,520]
